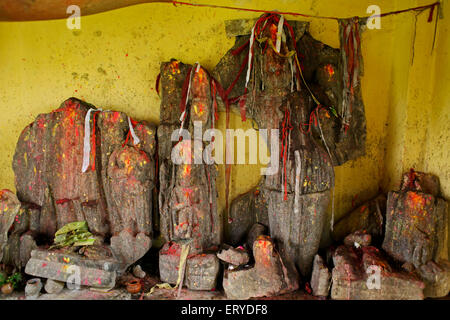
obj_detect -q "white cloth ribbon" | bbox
[82,108,99,173]
[179,62,200,136]
[82,109,139,173]
[245,26,255,89]
[127,116,140,145]
[276,15,285,53]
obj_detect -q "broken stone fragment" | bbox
[382,190,448,268]
[0,189,21,263]
[132,265,146,279]
[222,235,299,300]
[310,254,330,297]
[343,231,372,248]
[418,260,450,298]
[332,194,386,242]
[331,245,424,300]
[400,170,441,197]
[217,246,249,266]
[159,241,220,291]
[110,230,152,271]
[45,278,64,294]
[25,248,121,289]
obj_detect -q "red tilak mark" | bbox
[56,199,71,204]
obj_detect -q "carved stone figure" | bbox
[6,97,156,274]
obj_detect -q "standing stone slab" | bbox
[185,254,220,291]
[310,254,331,297]
[382,191,448,268]
[10,98,156,269]
[0,190,21,262]
[228,188,269,246]
[158,61,220,255]
[332,194,386,242]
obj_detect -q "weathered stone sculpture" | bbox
[383,171,448,268]
[330,245,425,300]
[381,170,449,298]
[223,235,299,299]
[214,15,361,277]
[8,97,156,275]
[157,60,221,290]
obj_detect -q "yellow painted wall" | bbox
[0,0,447,245]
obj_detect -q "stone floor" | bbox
[0,271,317,300]
[0,287,318,300]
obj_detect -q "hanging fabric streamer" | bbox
[245,26,255,89]
[127,116,140,145]
[275,14,285,53]
[179,62,200,136]
[83,109,140,173]
[338,17,364,133]
[82,108,102,173]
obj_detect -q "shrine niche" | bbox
[0,3,448,302]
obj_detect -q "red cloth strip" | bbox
[90,111,101,171]
[232,39,250,56]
